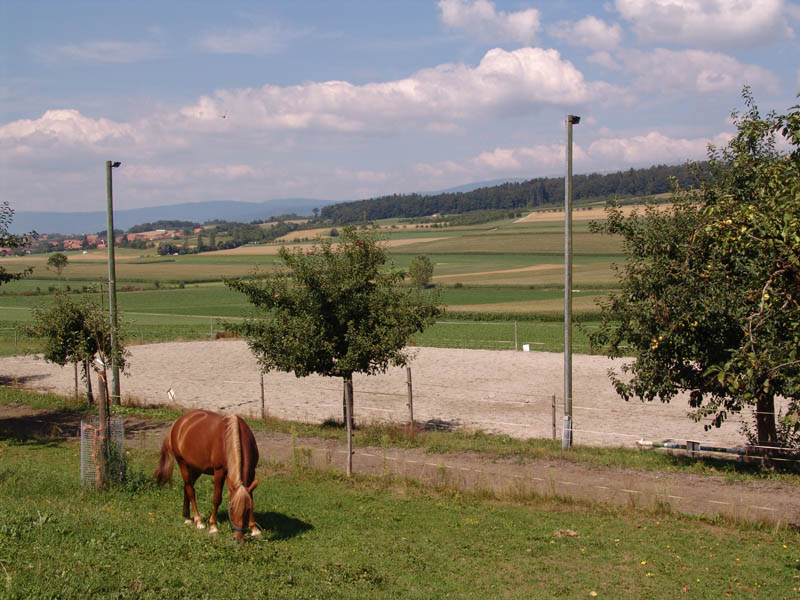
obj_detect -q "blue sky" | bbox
[1,0,799,214]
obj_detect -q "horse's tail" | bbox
[154,426,175,486]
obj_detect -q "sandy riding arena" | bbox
[0,341,758,449]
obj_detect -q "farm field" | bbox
[0,212,620,354]
[1,437,796,599]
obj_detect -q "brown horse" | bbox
[154,410,260,540]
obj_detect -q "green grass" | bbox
[0,435,797,599]
[411,319,597,353]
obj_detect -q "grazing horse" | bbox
[154,410,260,540]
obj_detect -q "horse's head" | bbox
[229,479,259,541]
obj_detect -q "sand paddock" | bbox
[0,341,761,448]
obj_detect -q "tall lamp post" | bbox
[106,160,121,405]
[563,115,580,450]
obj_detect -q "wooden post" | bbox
[514,321,518,351]
[74,362,78,398]
[210,317,214,340]
[345,377,354,477]
[260,373,265,422]
[85,359,94,406]
[552,394,557,440]
[96,369,109,489]
[406,367,414,428]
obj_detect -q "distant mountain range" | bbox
[11,198,331,235]
[10,178,528,235]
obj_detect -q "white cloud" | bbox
[614,0,794,48]
[179,47,621,132]
[416,131,735,183]
[548,16,623,50]
[438,0,541,44]
[620,48,780,95]
[206,164,262,179]
[120,164,186,186]
[32,39,164,64]
[588,131,734,164]
[0,109,186,158]
[472,144,568,171]
[588,51,622,70]
[195,25,305,55]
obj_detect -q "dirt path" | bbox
[2,403,798,527]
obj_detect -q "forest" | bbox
[320,162,703,224]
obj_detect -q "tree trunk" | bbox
[755,393,778,448]
[342,379,355,430]
[344,375,354,477]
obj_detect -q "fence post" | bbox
[210,317,214,340]
[14,328,17,348]
[552,394,556,440]
[260,373,265,422]
[514,321,518,351]
[406,367,414,427]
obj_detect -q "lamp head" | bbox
[567,115,581,125]
[111,161,121,168]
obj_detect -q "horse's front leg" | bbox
[208,468,225,535]
[179,463,204,529]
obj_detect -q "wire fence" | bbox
[1,324,796,462]
[171,366,797,464]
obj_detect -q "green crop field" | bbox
[0,212,625,355]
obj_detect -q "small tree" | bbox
[29,291,126,407]
[589,90,800,448]
[0,201,35,286]
[47,252,69,289]
[408,255,434,288]
[226,227,442,475]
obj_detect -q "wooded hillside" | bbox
[321,163,703,224]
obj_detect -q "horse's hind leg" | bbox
[179,463,204,529]
[208,468,225,535]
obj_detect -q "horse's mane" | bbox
[224,415,243,488]
[224,415,252,517]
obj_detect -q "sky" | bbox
[1,0,799,214]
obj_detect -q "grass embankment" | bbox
[1,424,797,598]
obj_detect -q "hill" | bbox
[321,163,703,224]
[12,198,330,236]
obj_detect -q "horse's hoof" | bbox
[196,522,206,530]
[184,519,193,526]
[209,526,219,535]
[251,528,262,537]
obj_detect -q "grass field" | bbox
[1,432,796,599]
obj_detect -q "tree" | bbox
[0,201,35,286]
[29,291,127,487]
[589,90,800,448]
[225,227,442,475]
[28,291,127,407]
[47,252,69,289]
[408,255,434,288]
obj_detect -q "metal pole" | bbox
[106,161,121,405]
[563,115,579,450]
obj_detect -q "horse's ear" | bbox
[247,479,259,493]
